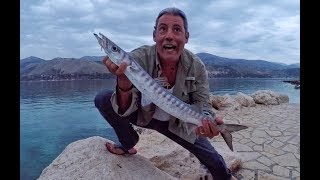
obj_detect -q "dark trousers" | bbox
[94,89,232,180]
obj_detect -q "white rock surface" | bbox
[210,90,289,109]
[210,94,241,110]
[37,136,176,180]
[251,90,289,105]
[38,132,242,180]
[234,92,256,107]
[135,129,242,179]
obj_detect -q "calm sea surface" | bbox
[20,78,299,180]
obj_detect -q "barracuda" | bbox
[94,33,248,151]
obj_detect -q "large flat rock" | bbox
[38,133,242,180]
[135,129,242,179]
[38,136,176,180]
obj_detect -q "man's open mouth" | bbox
[163,44,177,50]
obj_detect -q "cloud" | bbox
[30,0,94,15]
[20,0,300,64]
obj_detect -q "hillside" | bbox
[20,57,111,81]
[20,53,300,81]
[196,53,300,78]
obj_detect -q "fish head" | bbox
[93,33,126,66]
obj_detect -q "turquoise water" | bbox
[20,78,299,180]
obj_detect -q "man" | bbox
[94,7,237,180]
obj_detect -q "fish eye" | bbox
[111,45,118,52]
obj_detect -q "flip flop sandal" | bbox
[105,142,137,156]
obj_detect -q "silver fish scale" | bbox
[125,59,205,127]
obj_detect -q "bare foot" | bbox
[105,142,137,155]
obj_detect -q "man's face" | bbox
[153,14,189,62]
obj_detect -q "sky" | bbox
[20,0,300,65]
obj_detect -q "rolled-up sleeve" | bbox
[110,87,139,117]
[109,47,148,117]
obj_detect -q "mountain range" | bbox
[20,53,300,81]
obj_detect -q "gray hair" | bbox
[154,7,189,32]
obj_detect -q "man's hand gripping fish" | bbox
[94,33,248,151]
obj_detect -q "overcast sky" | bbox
[20,0,300,65]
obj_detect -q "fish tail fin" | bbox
[221,124,248,151]
[224,123,248,133]
[220,129,234,151]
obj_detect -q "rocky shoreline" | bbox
[37,90,300,180]
[283,80,300,89]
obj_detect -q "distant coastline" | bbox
[20,54,300,81]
